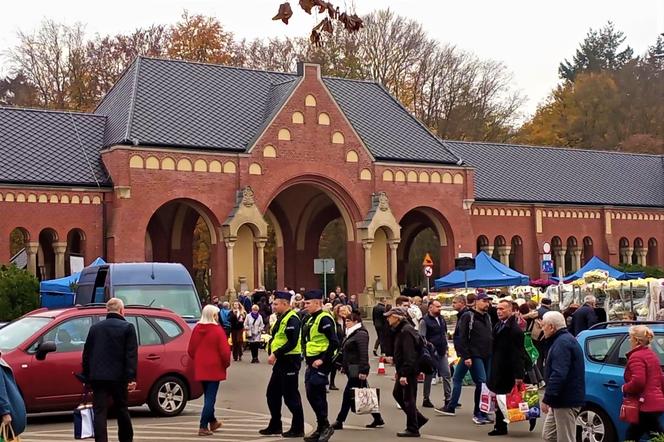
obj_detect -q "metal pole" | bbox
[630,282,634,315]
[426,277,430,293]
[464,271,468,291]
[323,260,327,300]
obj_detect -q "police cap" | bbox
[303,289,324,300]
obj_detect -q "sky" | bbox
[2,0,664,116]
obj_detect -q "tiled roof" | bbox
[447,140,664,207]
[0,107,109,186]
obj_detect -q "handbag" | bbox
[351,384,380,415]
[620,396,640,424]
[0,422,20,442]
[74,390,95,439]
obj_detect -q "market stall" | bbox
[433,251,529,289]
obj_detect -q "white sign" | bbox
[423,266,433,277]
[458,252,474,258]
[314,258,335,274]
[543,242,551,254]
[542,253,552,261]
[70,256,85,274]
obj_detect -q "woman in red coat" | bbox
[622,325,664,441]
[188,304,232,436]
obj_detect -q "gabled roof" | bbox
[95,57,461,164]
[447,140,664,207]
[0,107,109,187]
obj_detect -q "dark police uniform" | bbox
[302,290,339,442]
[260,292,305,438]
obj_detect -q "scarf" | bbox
[250,311,260,320]
[345,323,362,336]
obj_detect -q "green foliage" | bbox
[0,265,39,321]
[559,21,633,82]
[617,263,664,279]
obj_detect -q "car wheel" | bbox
[576,405,617,442]
[148,376,188,417]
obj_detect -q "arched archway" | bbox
[265,179,361,296]
[583,237,594,265]
[38,228,58,281]
[551,236,563,276]
[398,207,454,290]
[509,236,524,271]
[619,237,630,264]
[145,199,219,301]
[565,236,578,272]
[633,238,644,266]
[65,228,86,275]
[493,235,507,264]
[477,235,490,255]
[648,238,659,267]
[9,227,29,261]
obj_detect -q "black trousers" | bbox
[249,342,261,360]
[91,380,133,442]
[305,367,330,426]
[392,375,426,433]
[336,375,382,423]
[373,327,384,352]
[495,407,507,432]
[266,360,304,432]
[626,411,664,441]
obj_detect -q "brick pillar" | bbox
[54,241,68,278]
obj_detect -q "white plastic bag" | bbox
[352,387,380,415]
[479,383,495,413]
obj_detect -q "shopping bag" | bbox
[0,422,20,442]
[479,383,495,413]
[496,383,540,424]
[74,402,95,439]
[524,333,540,364]
[351,387,380,415]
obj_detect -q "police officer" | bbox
[259,291,305,438]
[302,289,339,442]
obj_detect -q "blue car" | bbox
[576,321,664,442]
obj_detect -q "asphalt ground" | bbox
[22,328,543,442]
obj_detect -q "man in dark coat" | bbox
[371,297,387,356]
[386,307,429,438]
[487,300,525,436]
[569,295,598,336]
[82,298,138,442]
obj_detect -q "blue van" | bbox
[75,263,202,324]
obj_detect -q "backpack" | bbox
[417,335,436,375]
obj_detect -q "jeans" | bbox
[91,380,133,442]
[447,357,489,416]
[336,375,382,423]
[626,412,664,441]
[423,351,451,404]
[200,381,220,429]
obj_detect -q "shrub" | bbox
[0,264,39,321]
[617,263,664,279]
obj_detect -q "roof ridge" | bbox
[124,56,142,142]
[322,75,380,85]
[444,139,664,159]
[139,55,299,78]
[0,105,105,118]
[93,58,139,114]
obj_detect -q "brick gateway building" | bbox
[0,58,662,301]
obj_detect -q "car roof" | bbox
[25,305,178,320]
[578,321,664,339]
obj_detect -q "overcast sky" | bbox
[2,0,663,116]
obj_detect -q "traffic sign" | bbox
[542,260,554,273]
[314,258,335,274]
[422,253,434,267]
[542,253,552,261]
[543,242,551,254]
[423,266,433,277]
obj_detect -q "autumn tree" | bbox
[559,22,634,82]
[0,72,38,107]
[167,11,239,65]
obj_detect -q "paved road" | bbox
[23,331,543,441]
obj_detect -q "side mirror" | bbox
[35,341,57,361]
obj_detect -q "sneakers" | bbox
[434,406,455,416]
[366,419,385,428]
[422,398,435,408]
[472,415,492,425]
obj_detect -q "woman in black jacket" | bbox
[331,311,384,430]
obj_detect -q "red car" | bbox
[0,305,202,416]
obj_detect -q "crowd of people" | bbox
[3,288,664,442]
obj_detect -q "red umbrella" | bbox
[530,278,557,288]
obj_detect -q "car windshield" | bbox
[113,285,201,320]
[0,317,53,352]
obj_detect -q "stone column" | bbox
[622,247,634,265]
[497,245,511,267]
[388,240,399,291]
[555,247,567,277]
[53,241,68,278]
[362,240,373,292]
[225,239,236,298]
[255,238,267,289]
[572,247,583,272]
[480,245,494,256]
[25,242,39,276]
[637,248,648,266]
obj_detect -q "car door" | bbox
[25,315,96,409]
[125,315,165,404]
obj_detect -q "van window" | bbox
[114,285,201,320]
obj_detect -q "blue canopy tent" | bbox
[434,251,529,289]
[39,257,106,308]
[553,256,644,283]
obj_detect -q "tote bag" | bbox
[351,387,380,415]
[74,403,95,439]
[0,422,20,442]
